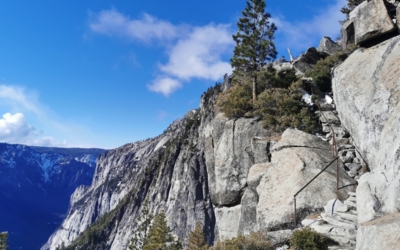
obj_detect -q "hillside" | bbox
[43,0,400,249]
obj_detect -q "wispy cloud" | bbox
[89,9,178,43]
[159,25,233,80]
[156,110,168,121]
[89,10,233,96]
[272,0,346,55]
[0,85,90,147]
[0,85,43,116]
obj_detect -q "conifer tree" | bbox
[143,211,182,250]
[231,0,277,103]
[0,232,8,250]
[128,200,154,250]
[187,222,209,250]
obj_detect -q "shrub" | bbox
[254,85,318,133]
[216,82,253,118]
[305,44,358,92]
[290,227,332,250]
[212,231,273,250]
[216,67,317,133]
[258,65,298,90]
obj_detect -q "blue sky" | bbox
[0,0,345,149]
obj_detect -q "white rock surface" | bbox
[255,129,355,230]
[351,0,396,44]
[332,35,400,249]
[356,213,400,250]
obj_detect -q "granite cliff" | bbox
[43,0,400,249]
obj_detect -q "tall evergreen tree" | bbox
[187,222,209,250]
[143,211,182,250]
[0,232,8,250]
[231,0,277,103]
[128,200,154,250]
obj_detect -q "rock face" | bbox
[351,0,396,45]
[255,129,355,231]
[317,36,341,55]
[356,213,400,250]
[397,5,400,30]
[341,19,355,50]
[332,35,400,249]
[43,78,353,249]
[292,47,326,74]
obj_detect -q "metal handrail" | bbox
[293,157,338,228]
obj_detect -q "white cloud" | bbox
[0,85,95,147]
[159,24,233,81]
[0,113,37,141]
[0,112,66,146]
[148,77,182,96]
[272,0,346,54]
[90,9,234,96]
[89,9,178,42]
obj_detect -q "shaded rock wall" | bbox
[332,35,400,249]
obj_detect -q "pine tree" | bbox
[231,0,277,103]
[143,211,182,250]
[187,222,209,250]
[128,200,154,250]
[0,232,8,250]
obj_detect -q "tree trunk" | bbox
[252,75,257,104]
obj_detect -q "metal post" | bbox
[294,196,297,229]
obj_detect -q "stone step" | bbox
[309,223,334,234]
[348,192,356,197]
[328,245,355,250]
[321,213,357,230]
[344,200,357,209]
[322,233,356,246]
[347,209,357,215]
[336,211,358,223]
[330,227,357,240]
[346,196,357,203]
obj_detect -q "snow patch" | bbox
[325,95,333,104]
[302,93,313,105]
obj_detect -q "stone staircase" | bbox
[301,192,358,249]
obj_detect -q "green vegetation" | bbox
[187,222,209,250]
[128,200,154,250]
[212,231,273,250]
[305,44,358,92]
[254,85,317,133]
[231,0,277,103]
[290,227,333,250]
[217,68,318,133]
[0,232,8,250]
[143,211,182,250]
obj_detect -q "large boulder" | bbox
[292,47,325,74]
[332,35,400,248]
[350,0,396,45]
[248,129,355,231]
[203,113,270,206]
[317,36,341,55]
[356,213,400,250]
